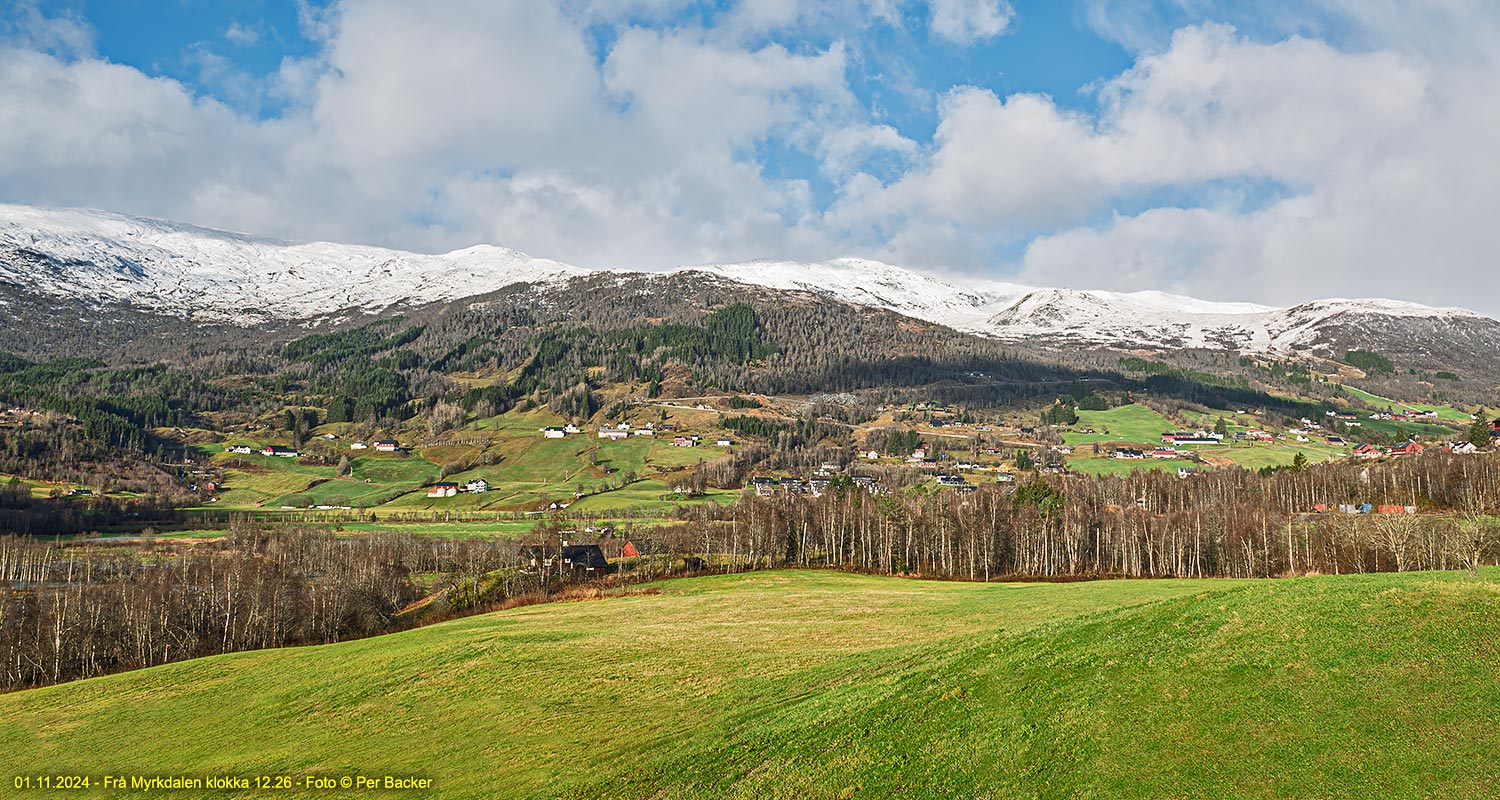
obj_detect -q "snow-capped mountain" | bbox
[2,203,1496,361]
[688,258,1491,356]
[0,204,586,323]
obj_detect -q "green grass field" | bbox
[1339,384,1474,422]
[1203,442,1346,470]
[192,410,726,515]
[1062,404,1176,446]
[4,569,1497,799]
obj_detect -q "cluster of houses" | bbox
[225,444,302,458]
[1367,410,1439,422]
[749,474,882,497]
[425,478,490,498]
[535,422,732,448]
[1161,430,1224,446]
[0,407,44,427]
[935,474,976,493]
[355,440,402,453]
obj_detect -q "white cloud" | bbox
[0,0,865,269]
[817,123,918,178]
[3,1,1500,313]
[1,0,94,58]
[928,0,1014,44]
[224,21,261,47]
[826,21,1500,311]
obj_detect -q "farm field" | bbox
[1061,404,1176,445]
[4,569,1497,799]
[1201,442,1347,470]
[1058,404,1352,474]
[1339,384,1474,422]
[191,411,727,515]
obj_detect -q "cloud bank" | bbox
[1,0,1497,312]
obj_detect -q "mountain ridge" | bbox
[1,203,1493,360]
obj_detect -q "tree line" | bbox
[0,523,544,691]
[664,451,1500,581]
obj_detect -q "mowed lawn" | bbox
[4,570,1499,798]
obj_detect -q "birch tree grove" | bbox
[664,451,1500,580]
[0,525,527,691]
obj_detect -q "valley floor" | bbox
[2,570,1498,799]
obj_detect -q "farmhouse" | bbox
[373,440,400,452]
[225,445,254,454]
[518,543,610,574]
[598,428,630,440]
[465,479,489,493]
[262,446,298,458]
[1390,441,1424,457]
[750,476,779,496]
[427,482,460,498]
[1150,447,1178,459]
[716,438,733,446]
[350,441,368,450]
[542,426,568,438]
[671,436,697,447]
[1113,448,1145,460]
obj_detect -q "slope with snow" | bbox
[1,203,1494,359]
[685,257,1489,355]
[0,205,587,323]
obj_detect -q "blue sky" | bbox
[2,1,1498,311]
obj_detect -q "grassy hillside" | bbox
[3,571,1498,799]
[1062,404,1176,445]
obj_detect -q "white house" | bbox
[542,426,567,439]
[350,441,368,450]
[465,478,489,493]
